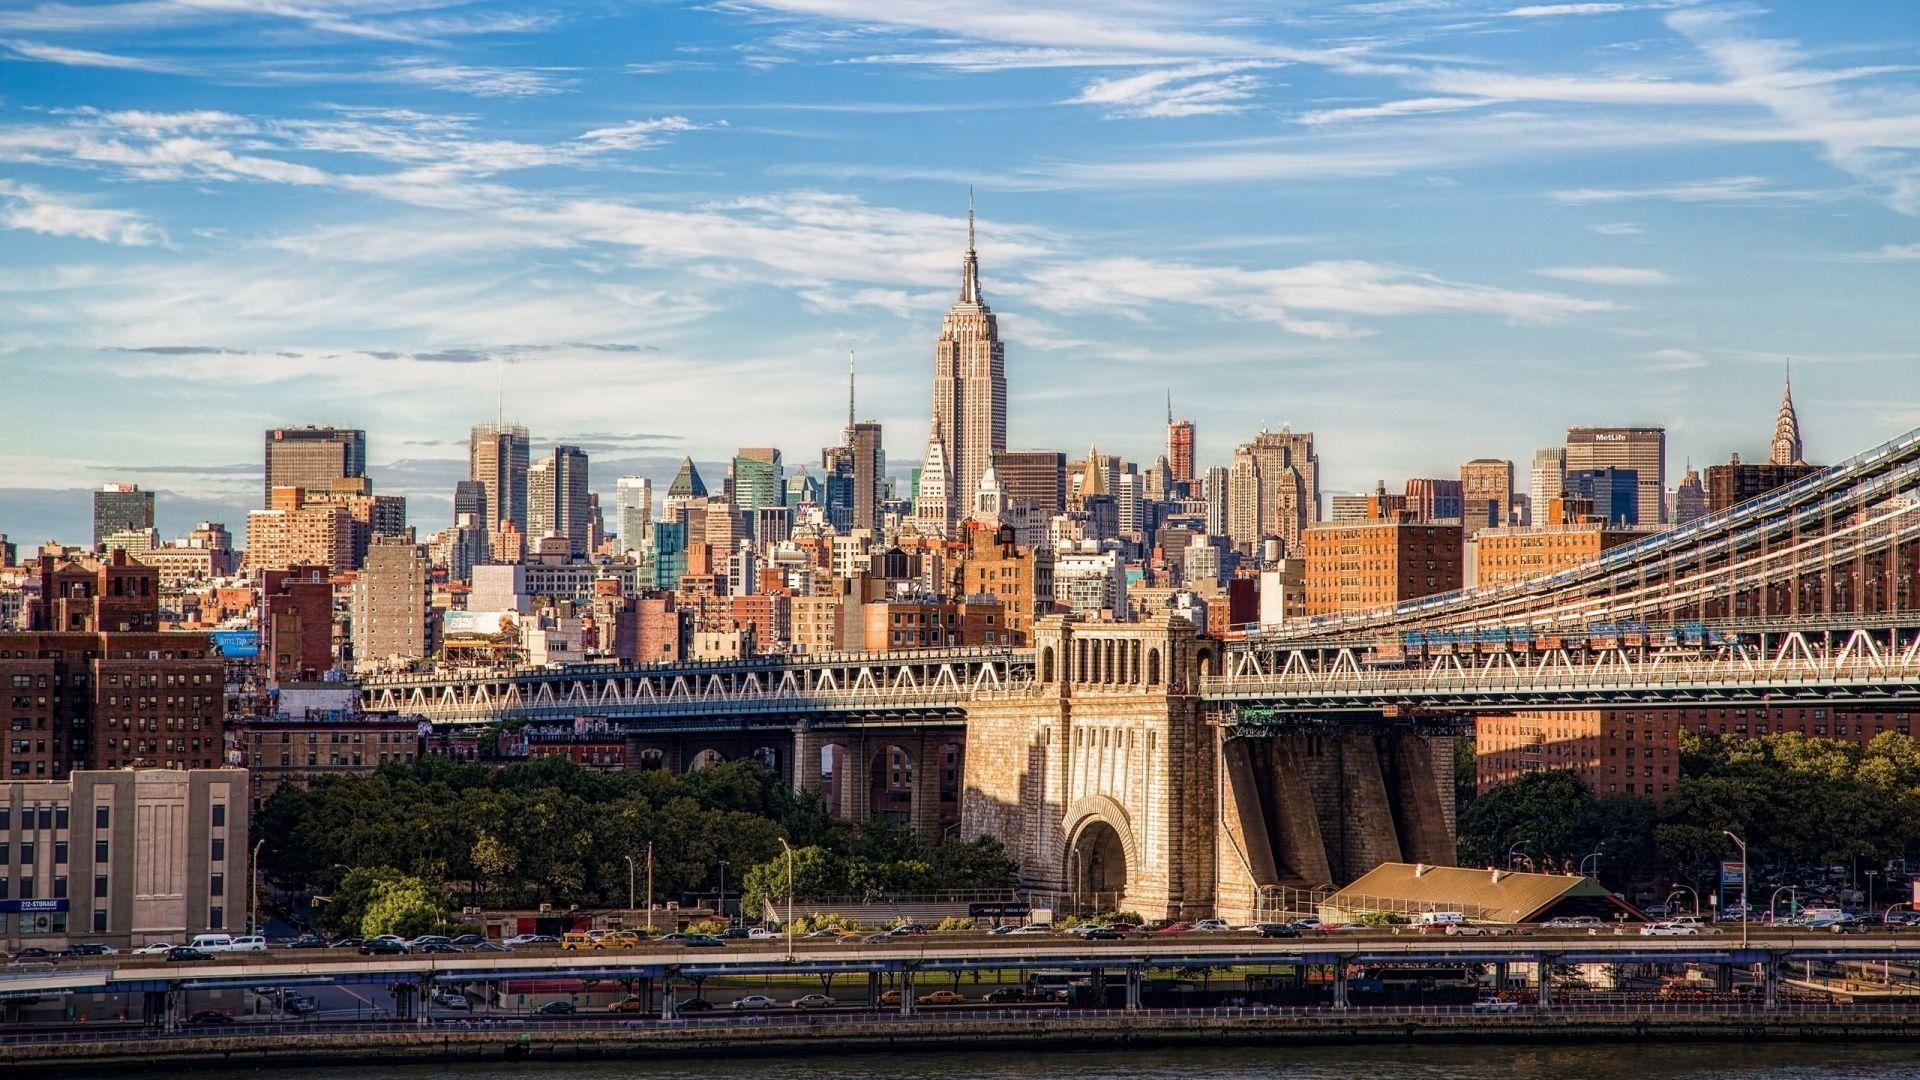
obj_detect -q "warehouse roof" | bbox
[1320,862,1643,924]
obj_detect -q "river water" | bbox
[140,1042,1920,1079]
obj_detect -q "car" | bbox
[408,935,453,948]
[329,938,365,950]
[1009,924,1052,935]
[1290,918,1323,932]
[1157,922,1194,933]
[1083,927,1123,940]
[731,994,779,1010]
[1640,922,1700,937]
[921,990,968,1006]
[792,993,838,1009]
[655,932,688,942]
[747,927,777,941]
[10,947,55,960]
[562,932,598,951]
[228,936,270,953]
[877,989,903,1006]
[1239,922,1289,934]
[1543,916,1605,931]
[63,943,118,957]
[183,1010,235,1026]
[1809,916,1869,934]
[286,935,329,950]
[677,998,715,1012]
[682,934,725,948]
[987,925,1017,935]
[1257,924,1302,938]
[503,934,557,948]
[805,929,844,939]
[890,923,929,936]
[435,992,472,1011]
[167,946,214,962]
[1472,998,1521,1013]
[985,987,1026,1003]
[1445,923,1492,937]
[132,942,177,955]
[606,996,647,1013]
[1191,919,1229,933]
[452,934,486,946]
[1642,903,1671,918]
[360,939,409,955]
[473,941,512,953]
[285,995,318,1016]
[599,931,643,948]
[418,942,463,955]
[719,927,753,940]
[534,1000,575,1015]
[863,933,892,944]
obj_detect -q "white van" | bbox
[1413,912,1467,927]
[188,933,235,952]
[228,935,269,953]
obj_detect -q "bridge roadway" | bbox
[10,930,1920,1002]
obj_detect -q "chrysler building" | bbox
[931,191,1007,522]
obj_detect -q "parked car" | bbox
[167,946,215,962]
[434,992,472,1011]
[452,934,486,946]
[183,1010,235,1026]
[921,990,968,1005]
[534,1000,575,1016]
[731,994,780,1010]
[1192,919,1229,933]
[792,993,837,1009]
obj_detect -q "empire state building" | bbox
[930,193,1006,527]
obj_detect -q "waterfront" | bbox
[119,1042,1920,1079]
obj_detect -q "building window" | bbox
[95,840,109,863]
[52,875,66,899]
[95,805,108,829]
[209,906,224,930]
[210,838,225,861]
[210,872,224,897]
[211,804,226,828]
[94,874,108,899]
[53,841,67,865]
[53,806,68,830]
[93,910,108,933]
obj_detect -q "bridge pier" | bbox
[1536,960,1552,1008]
[1125,963,1143,1011]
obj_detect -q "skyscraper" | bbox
[914,422,953,537]
[528,445,590,556]
[264,426,366,506]
[931,192,1007,520]
[1228,428,1318,553]
[92,484,154,548]
[1204,465,1230,536]
[1167,392,1195,486]
[1565,427,1666,527]
[1771,365,1804,466]
[615,477,652,556]
[991,451,1066,517]
[468,421,530,544]
[1528,447,1566,527]
[1460,458,1514,530]
[731,448,784,512]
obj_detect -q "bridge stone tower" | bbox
[962,613,1457,923]
[962,613,1221,920]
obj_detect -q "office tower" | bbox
[650,521,687,590]
[468,421,530,540]
[1229,428,1317,553]
[850,422,884,531]
[264,426,366,506]
[615,477,652,556]
[1205,465,1229,536]
[665,456,708,521]
[931,192,1007,522]
[914,423,953,537]
[1460,458,1514,530]
[1771,366,1804,466]
[1529,447,1566,526]
[1565,467,1640,526]
[1672,465,1708,525]
[1565,427,1666,526]
[350,532,435,672]
[92,484,154,548]
[527,445,591,556]
[732,448,784,512]
[1403,478,1463,522]
[991,451,1066,517]
[245,490,354,574]
[1167,392,1195,485]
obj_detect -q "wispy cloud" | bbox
[1588,222,1645,236]
[1297,96,1486,125]
[1535,265,1673,285]
[1067,61,1269,118]
[3,38,172,71]
[1505,3,1633,17]
[1847,241,1920,261]
[0,180,164,245]
[1552,176,1830,205]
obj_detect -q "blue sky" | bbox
[1,0,1917,545]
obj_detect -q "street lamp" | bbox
[1770,886,1798,926]
[1866,870,1879,917]
[1721,830,1748,947]
[624,855,636,916]
[1580,844,1606,880]
[250,838,267,935]
[646,842,655,934]
[717,860,730,927]
[776,838,795,962]
[1670,883,1701,917]
[1507,839,1532,872]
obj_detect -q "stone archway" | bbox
[1064,795,1138,916]
[689,747,726,771]
[868,744,914,827]
[634,747,667,771]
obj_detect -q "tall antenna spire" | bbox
[847,349,856,429]
[495,356,505,428]
[958,187,982,304]
[1166,388,1173,426]
[967,185,975,253]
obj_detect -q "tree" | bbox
[1456,769,1598,869]
[360,874,455,939]
[741,845,836,920]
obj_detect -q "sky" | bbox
[1,0,1917,545]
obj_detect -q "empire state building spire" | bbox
[931,187,1006,522]
[1771,360,1804,466]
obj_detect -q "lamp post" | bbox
[717,860,730,927]
[1866,870,1879,918]
[1580,845,1606,880]
[624,855,636,917]
[777,838,795,962]
[250,838,266,935]
[1670,883,1701,917]
[1507,839,1531,872]
[645,843,655,934]
[1770,886,1798,926]
[1721,830,1748,947]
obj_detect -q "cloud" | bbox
[1552,176,1828,205]
[1851,242,1920,261]
[366,58,572,97]
[0,180,164,245]
[576,117,702,150]
[1067,62,1269,118]
[1535,265,1673,285]
[1297,96,1487,125]
[1588,222,1645,236]
[1645,347,1706,370]
[3,38,172,70]
[1505,3,1633,17]
[1020,257,1615,338]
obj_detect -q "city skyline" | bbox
[3,1,1918,543]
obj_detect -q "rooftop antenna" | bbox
[848,349,857,429]
[1166,388,1173,426]
[495,355,505,428]
[967,185,975,253]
